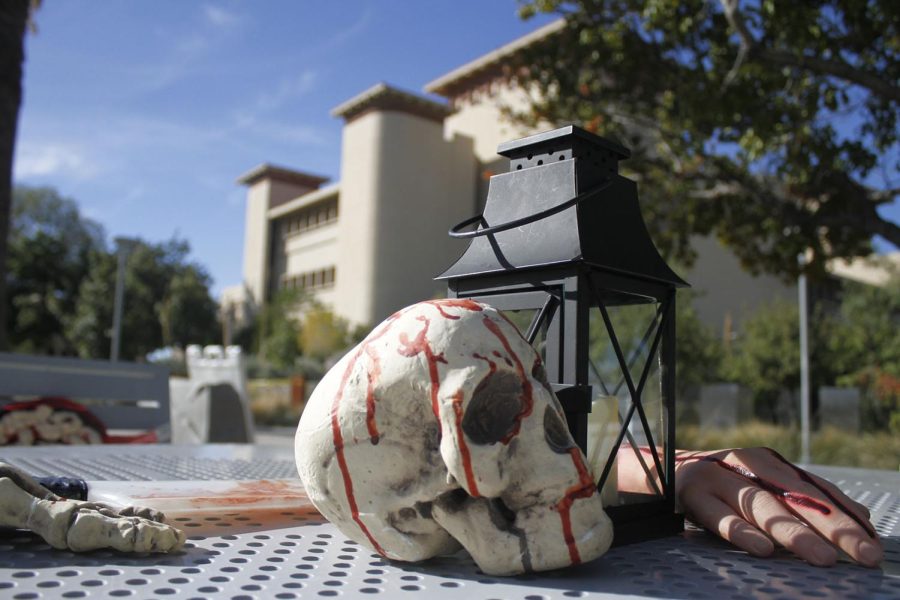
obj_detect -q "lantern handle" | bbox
[448,177,613,239]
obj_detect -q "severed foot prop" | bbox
[0,461,185,553]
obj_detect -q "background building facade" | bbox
[222,21,895,339]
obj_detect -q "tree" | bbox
[830,269,900,377]
[251,289,304,372]
[66,248,116,359]
[721,298,842,421]
[674,291,724,399]
[64,237,219,361]
[5,186,105,354]
[300,305,352,362]
[157,266,220,349]
[587,289,722,402]
[514,1,898,279]
[830,269,900,431]
[0,0,33,351]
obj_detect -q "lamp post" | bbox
[798,253,811,464]
[110,237,137,361]
[438,125,686,544]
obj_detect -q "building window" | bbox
[280,266,337,292]
[281,197,339,239]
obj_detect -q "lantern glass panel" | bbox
[587,296,667,507]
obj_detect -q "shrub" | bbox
[676,422,900,470]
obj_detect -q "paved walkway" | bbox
[254,425,295,447]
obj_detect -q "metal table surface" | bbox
[0,444,897,600]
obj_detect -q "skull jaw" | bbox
[431,490,613,576]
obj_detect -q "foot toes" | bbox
[67,510,185,553]
[119,505,167,523]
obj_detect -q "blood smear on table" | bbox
[88,479,319,521]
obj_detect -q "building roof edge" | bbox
[330,82,451,123]
[267,182,341,220]
[237,163,330,188]
[424,19,565,98]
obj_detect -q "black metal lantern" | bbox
[437,125,686,544]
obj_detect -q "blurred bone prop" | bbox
[295,300,613,576]
[170,345,254,443]
[0,461,184,553]
[0,398,105,445]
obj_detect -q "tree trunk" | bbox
[0,1,30,351]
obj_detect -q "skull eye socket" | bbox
[462,371,524,445]
[543,405,575,454]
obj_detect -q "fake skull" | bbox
[295,299,612,575]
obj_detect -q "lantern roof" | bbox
[438,125,687,288]
[497,125,631,161]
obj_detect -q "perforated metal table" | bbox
[1,444,897,599]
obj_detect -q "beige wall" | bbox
[241,178,324,307]
[285,222,338,277]
[443,83,537,164]
[335,110,476,327]
[685,235,796,335]
[241,180,272,307]
[370,111,475,323]
[333,113,383,325]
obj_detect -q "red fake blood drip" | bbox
[669,451,832,515]
[764,449,877,538]
[398,316,447,420]
[450,389,481,497]
[556,447,597,565]
[330,316,402,556]
[364,344,382,444]
[425,298,484,320]
[481,316,534,443]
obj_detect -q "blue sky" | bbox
[14,1,555,295]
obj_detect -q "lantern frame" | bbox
[438,125,685,544]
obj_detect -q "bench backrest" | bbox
[0,352,170,431]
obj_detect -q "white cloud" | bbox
[255,122,327,145]
[13,143,99,181]
[132,6,241,94]
[331,7,373,47]
[253,70,318,112]
[203,4,240,29]
[230,111,327,147]
[227,69,327,148]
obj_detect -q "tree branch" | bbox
[759,48,900,103]
[719,0,754,50]
[869,187,900,204]
[718,0,899,102]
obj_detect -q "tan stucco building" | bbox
[222,20,895,339]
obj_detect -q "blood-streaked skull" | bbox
[295,299,612,575]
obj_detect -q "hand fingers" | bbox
[805,470,871,520]
[776,480,882,567]
[742,450,882,567]
[681,485,773,557]
[716,473,839,566]
[749,465,882,566]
